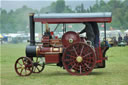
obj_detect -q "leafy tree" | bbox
[88,0,128,30]
[55,0,65,13]
[1,0,128,33]
[75,4,86,13]
[63,6,74,13]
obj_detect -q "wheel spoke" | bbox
[17,62,22,66]
[64,59,73,62]
[33,67,36,72]
[80,65,82,74]
[84,63,91,69]
[27,64,33,67]
[17,67,22,69]
[73,46,78,56]
[83,52,92,58]
[71,64,76,69]
[22,58,25,65]
[80,45,84,56]
[66,54,76,59]
[38,64,44,67]
[36,66,40,72]
[20,69,23,75]
[67,62,74,66]
[36,57,38,62]
[84,57,93,60]
[25,69,27,75]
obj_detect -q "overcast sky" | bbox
[1,0,110,11]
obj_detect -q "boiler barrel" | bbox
[26,45,63,57]
[26,45,37,57]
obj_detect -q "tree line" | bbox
[0,0,128,33]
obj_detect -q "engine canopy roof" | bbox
[34,12,112,23]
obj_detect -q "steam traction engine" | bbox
[15,13,112,76]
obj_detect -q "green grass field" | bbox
[0,43,128,85]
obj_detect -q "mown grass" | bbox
[0,43,128,85]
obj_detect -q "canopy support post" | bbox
[64,24,66,32]
[104,22,107,45]
[63,23,65,34]
[41,24,43,35]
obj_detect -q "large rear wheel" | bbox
[62,42,96,75]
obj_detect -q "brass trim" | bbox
[76,56,83,63]
[29,13,34,16]
[50,47,52,52]
[44,52,60,54]
[53,48,59,52]
[45,23,50,32]
[60,48,63,53]
[69,38,73,43]
[36,46,39,56]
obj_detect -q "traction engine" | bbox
[14,12,111,76]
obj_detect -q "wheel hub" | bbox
[69,38,73,43]
[21,65,25,69]
[76,56,83,63]
[33,62,39,67]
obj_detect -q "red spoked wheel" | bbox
[62,42,96,75]
[32,57,45,73]
[15,57,33,76]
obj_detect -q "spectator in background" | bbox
[118,34,122,43]
[101,38,111,47]
[124,34,128,45]
[112,36,118,46]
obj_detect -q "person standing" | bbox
[118,34,122,43]
[124,34,128,45]
[44,23,52,39]
[78,22,99,47]
[91,22,100,47]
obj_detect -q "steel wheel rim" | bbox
[62,42,96,75]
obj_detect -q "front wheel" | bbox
[15,57,33,76]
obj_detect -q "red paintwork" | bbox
[55,36,58,39]
[94,47,108,67]
[50,39,62,44]
[34,17,112,24]
[50,31,54,35]
[45,54,59,63]
[37,46,61,63]
[62,31,81,48]
[40,31,107,67]
[40,47,51,53]
[42,36,50,43]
